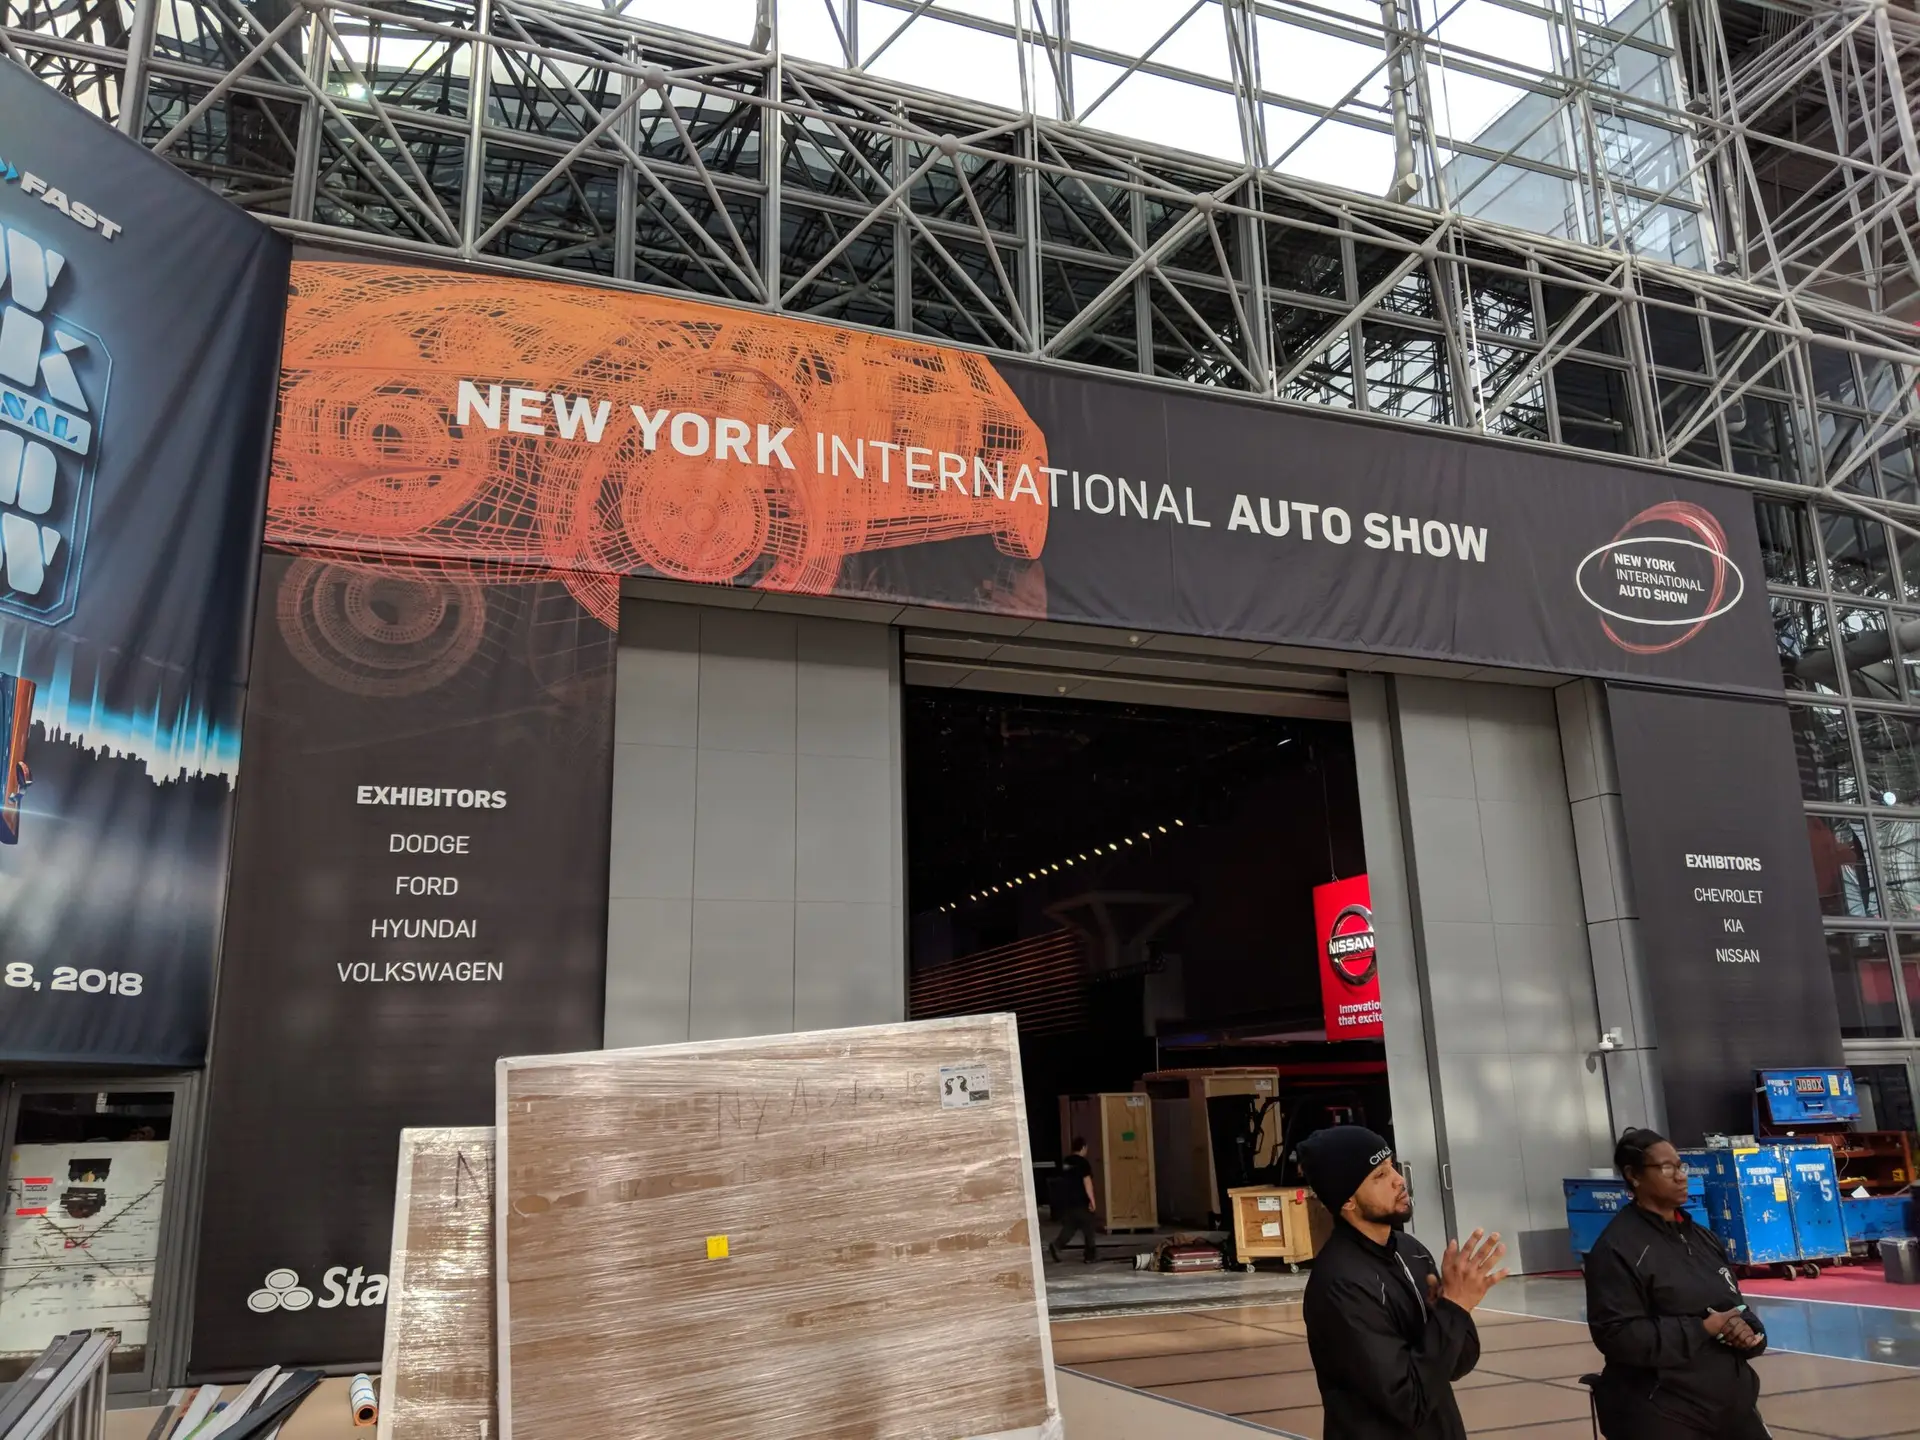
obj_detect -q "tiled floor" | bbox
[1050,1302,1919,1438]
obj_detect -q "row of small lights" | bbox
[936,819,1186,913]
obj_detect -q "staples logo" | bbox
[247,1264,388,1314]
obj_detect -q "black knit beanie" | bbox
[1297,1125,1395,1216]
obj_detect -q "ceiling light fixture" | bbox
[943,813,1186,911]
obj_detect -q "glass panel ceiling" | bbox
[594,0,1711,268]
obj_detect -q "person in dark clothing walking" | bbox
[1585,1128,1771,1439]
[1047,1137,1097,1263]
[1299,1126,1508,1440]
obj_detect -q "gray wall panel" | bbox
[692,747,799,902]
[1494,923,1580,1055]
[1556,680,1666,1135]
[690,899,797,1039]
[614,601,700,746]
[798,620,896,759]
[604,601,906,1047]
[795,901,902,1030]
[607,743,696,900]
[795,754,895,903]
[1367,674,1612,1270]
[1480,800,1586,928]
[1347,674,1446,1245]
[696,609,798,753]
[604,897,693,1048]
[1406,795,1493,925]
[1424,920,1507,1055]
[1433,1051,1522,1246]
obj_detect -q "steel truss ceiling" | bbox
[7,0,1920,543]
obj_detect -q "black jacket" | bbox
[1584,1203,1768,1431]
[1303,1220,1479,1440]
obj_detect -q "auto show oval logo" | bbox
[1326,902,1377,987]
[1575,501,1744,656]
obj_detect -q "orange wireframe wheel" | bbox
[621,462,772,583]
[994,522,1045,561]
[277,558,488,698]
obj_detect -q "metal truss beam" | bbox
[10,0,1920,539]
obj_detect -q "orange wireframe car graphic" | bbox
[267,263,1052,627]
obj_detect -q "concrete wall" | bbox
[603,601,906,1046]
[1352,673,1613,1270]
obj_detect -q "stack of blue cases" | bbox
[1686,1145,1846,1268]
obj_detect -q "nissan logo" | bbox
[1326,902,1376,987]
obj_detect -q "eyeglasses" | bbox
[1644,1161,1691,1178]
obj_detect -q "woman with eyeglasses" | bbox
[1583,1127,1772,1439]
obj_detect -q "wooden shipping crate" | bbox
[1057,1093,1158,1230]
[379,1127,495,1440]
[496,1015,1060,1440]
[1137,1069,1281,1223]
[1228,1186,1333,1269]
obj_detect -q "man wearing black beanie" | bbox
[1297,1125,1509,1439]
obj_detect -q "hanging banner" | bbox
[264,260,1777,695]
[1313,875,1383,1040]
[0,66,288,1064]
[189,552,613,1373]
[1606,685,1841,1142]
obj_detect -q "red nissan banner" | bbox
[1314,875,1383,1040]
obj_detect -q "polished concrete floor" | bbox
[1044,1252,1309,1315]
[1492,1274,1920,1371]
[1050,1299,1919,1438]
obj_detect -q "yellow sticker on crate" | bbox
[706,1235,729,1260]
[1773,1179,1789,1203]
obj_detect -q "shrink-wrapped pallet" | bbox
[378,1127,495,1440]
[495,1014,1059,1440]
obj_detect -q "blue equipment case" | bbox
[1757,1069,1860,1126]
[1694,1147,1799,1267]
[1565,1179,1630,1262]
[1779,1144,1848,1263]
[1565,1177,1708,1263]
[1843,1194,1914,1245]
[1691,1144,1852,1271]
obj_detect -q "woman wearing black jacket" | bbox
[1584,1128,1773,1439]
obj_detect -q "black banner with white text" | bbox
[270,261,1780,696]
[1606,685,1842,1142]
[190,553,613,1373]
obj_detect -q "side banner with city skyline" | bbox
[0,64,289,1064]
